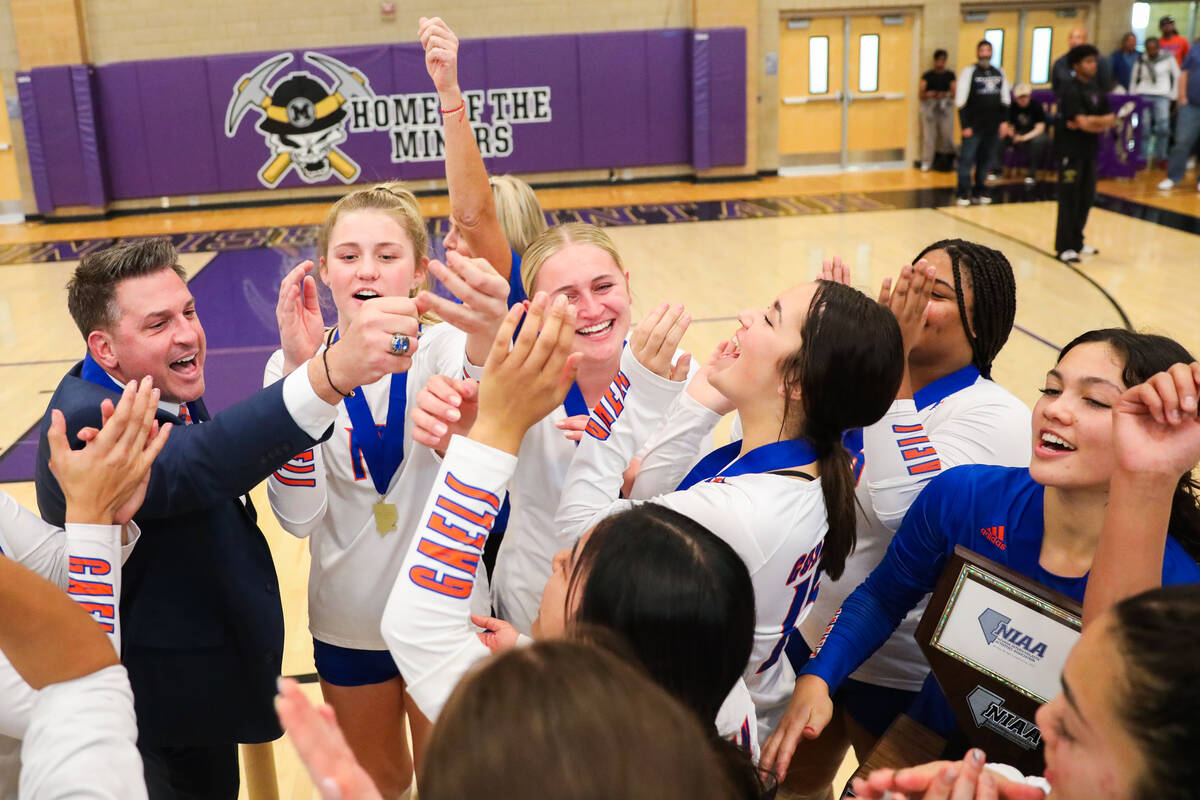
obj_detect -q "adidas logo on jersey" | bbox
[981,525,1006,550]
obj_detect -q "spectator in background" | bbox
[956,40,1010,205]
[1132,37,1180,167]
[1053,27,1115,95]
[1056,44,1115,263]
[1158,43,1200,191]
[1159,15,1190,67]
[1110,32,1138,90]
[999,84,1049,184]
[919,49,956,172]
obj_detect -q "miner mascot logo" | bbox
[225,52,373,188]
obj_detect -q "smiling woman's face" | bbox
[1029,342,1126,491]
[532,244,631,368]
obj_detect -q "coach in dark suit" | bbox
[35,238,423,800]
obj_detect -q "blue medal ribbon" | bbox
[563,382,589,419]
[676,437,821,491]
[332,332,408,495]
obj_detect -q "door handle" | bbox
[0,143,10,151]
[848,92,906,101]
[782,91,843,105]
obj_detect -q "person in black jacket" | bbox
[1054,45,1115,264]
[955,40,1010,205]
[35,237,423,800]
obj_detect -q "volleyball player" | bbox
[419,16,547,292]
[278,640,749,800]
[411,223,698,634]
[0,376,168,797]
[265,183,509,797]
[768,330,1200,775]
[383,295,763,773]
[769,240,1028,794]
[555,278,904,744]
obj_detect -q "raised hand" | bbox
[630,303,691,381]
[412,374,479,453]
[471,614,520,652]
[48,376,172,526]
[879,259,937,357]
[418,16,460,100]
[417,251,510,365]
[276,677,384,800]
[686,339,736,415]
[316,296,423,403]
[277,261,327,375]
[759,674,834,781]
[1112,362,1200,479]
[848,751,1046,800]
[820,255,851,285]
[470,293,581,455]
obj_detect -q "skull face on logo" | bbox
[225,52,374,188]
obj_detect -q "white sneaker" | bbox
[956,197,971,206]
[920,163,931,172]
[986,173,999,183]
[1080,245,1100,256]
[1158,178,1176,190]
[1058,250,1081,264]
[1023,176,1036,185]
[975,195,993,205]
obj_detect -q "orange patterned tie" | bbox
[178,404,192,424]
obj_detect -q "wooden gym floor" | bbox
[1,165,1198,798]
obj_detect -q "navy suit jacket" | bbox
[36,363,327,746]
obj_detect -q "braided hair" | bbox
[912,239,1016,379]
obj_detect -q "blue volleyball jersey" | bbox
[803,464,1200,693]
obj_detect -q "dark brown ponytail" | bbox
[779,281,904,580]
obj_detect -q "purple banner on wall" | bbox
[21,27,748,212]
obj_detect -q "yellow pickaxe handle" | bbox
[261,152,291,185]
[329,148,358,179]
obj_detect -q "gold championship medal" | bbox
[373,501,398,535]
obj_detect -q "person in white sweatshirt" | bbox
[1131,37,1181,164]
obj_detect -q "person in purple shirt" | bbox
[762,329,1200,777]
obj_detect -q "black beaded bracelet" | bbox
[322,345,354,398]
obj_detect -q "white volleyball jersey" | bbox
[0,491,131,652]
[19,665,145,800]
[382,435,759,751]
[0,496,137,795]
[264,322,488,650]
[556,349,830,743]
[799,368,1031,690]
[490,352,698,635]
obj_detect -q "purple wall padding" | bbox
[691,31,712,171]
[69,65,109,207]
[705,28,747,167]
[647,30,692,165]
[24,27,747,211]
[577,31,650,168]
[30,67,91,208]
[94,61,152,200]
[15,73,52,214]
